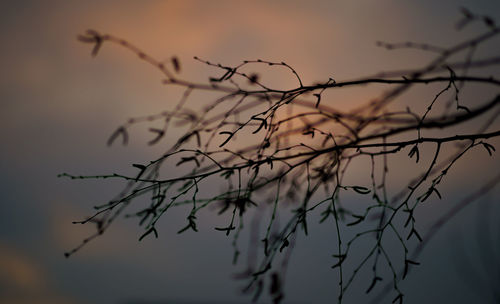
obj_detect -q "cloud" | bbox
[0,242,81,304]
[0,244,44,291]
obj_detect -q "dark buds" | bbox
[352,186,371,195]
[139,227,158,241]
[148,128,165,145]
[248,73,259,84]
[251,117,268,134]
[171,56,181,73]
[331,254,346,269]
[77,29,103,57]
[107,126,128,146]
[365,276,383,294]
[482,142,496,156]
[408,144,420,163]
[347,214,365,226]
[219,131,234,147]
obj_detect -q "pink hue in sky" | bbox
[1,1,499,303]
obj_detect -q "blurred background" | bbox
[1,0,499,303]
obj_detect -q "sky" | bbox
[1,1,499,303]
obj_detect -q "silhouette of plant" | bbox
[60,9,500,304]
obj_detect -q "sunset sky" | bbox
[1,1,499,303]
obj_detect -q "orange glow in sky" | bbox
[1,1,499,303]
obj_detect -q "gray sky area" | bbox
[1,1,499,303]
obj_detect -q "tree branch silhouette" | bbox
[62,13,499,304]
